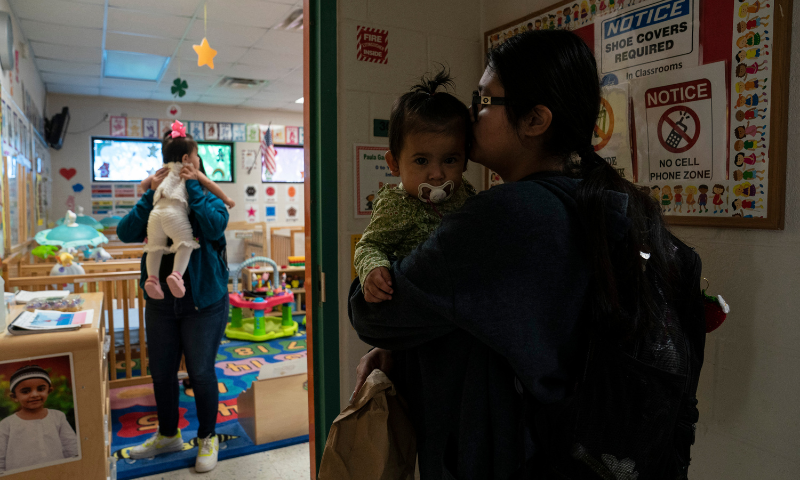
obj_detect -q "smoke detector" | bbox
[218,77,268,89]
[277,9,303,30]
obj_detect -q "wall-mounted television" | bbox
[261,145,304,183]
[197,142,234,183]
[92,137,162,182]
[92,137,235,183]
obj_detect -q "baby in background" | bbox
[354,69,476,303]
[0,365,79,473]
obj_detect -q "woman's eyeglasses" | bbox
[471,90,506,122]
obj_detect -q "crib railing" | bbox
[7,271,152,388]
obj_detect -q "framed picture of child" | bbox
[0,354,81,476]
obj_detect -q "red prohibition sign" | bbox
[657,105,701,154]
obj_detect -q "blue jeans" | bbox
[145,279,228,439]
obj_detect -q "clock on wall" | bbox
[0,12,13,72]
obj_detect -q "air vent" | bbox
[277,8,303,30]
[218,77,268,89]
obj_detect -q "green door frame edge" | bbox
[309,0,339,471]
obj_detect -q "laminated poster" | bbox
[353,144,392,218]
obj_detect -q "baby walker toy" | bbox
[226,256,298,342]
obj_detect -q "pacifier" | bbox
[418,181,455,204]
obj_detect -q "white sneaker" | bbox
[195,434,219,473]
[129,429,184,459]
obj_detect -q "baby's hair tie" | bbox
[171,120,187,138]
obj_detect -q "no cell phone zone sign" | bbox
[645,78,713,182]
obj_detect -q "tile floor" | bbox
[135,442,310,480]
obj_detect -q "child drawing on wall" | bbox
[661,185,673,213]
[736,31,768,48]
[737,15,770,32]
[736,47,768,62]
[735,139,766,151]
[735,61,768,79]
[735,107,768,121]
[698,184,709,213]
[734,152,766,167]
[0,365,79,474]
[563,6,572,27]
[739,2,769,19]
[581,2,589,21]
[650,185,661,205]
[673,185,683,213]
[573,4,580,22]
[534,19,542,30]
[733,168,765,181]
[590,0,597,16]
[735,79,767,93]
[732,198,763,212]
[685,185,698,212]
[735,92,768,108]
[712,184,725,213]
[734,182,765,197]
[734,122,767,139]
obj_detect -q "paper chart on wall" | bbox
[353,144,392,218]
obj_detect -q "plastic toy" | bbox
[226,256,297,342]
[83,246,112,262]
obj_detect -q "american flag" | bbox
[261,125,277,176]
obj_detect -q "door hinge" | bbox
[319,270,326,303]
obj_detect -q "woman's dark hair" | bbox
[487,30,678,340]
[388,67,471,161]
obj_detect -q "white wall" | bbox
[336,0,484,407]
[46,93,304,261]
[478,1,800,477]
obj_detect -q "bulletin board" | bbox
[484,0,791,229]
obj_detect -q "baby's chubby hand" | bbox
[364,266,393,303]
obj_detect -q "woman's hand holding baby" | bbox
[364,266,393,303]
[180,160,200,181]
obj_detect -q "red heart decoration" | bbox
[170,107,178,115]
[59,168,77,180]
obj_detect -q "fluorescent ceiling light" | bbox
[103,50,170,82]
[295,97,304,104]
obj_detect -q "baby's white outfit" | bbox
[0,409,79,473]
[144,162,200,254]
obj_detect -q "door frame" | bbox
[304,0,339,475]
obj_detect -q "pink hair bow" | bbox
[170,120,186,138]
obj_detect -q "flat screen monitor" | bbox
[91,137,162,182]
[261,145,304,183]
[197,142,234,183]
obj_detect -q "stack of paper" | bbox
[7,310,94,335]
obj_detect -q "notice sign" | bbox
[354,144,392,217]
[594,84,634,180]
[357,26,388,64]
[633,62,726,184]
[598,0,697,77]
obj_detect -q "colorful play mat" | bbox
[109,315,309,479]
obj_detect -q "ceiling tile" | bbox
[107,10,191,39]
[185,21,267,48]
[100,87,154,99]
[197,95,245,106]
[105,33,179,56]
[30,42,102,63]
[37,58,101,76]
[159,73,222,90]
[62,0,106,4]
[206,0,294,29]
[41,72,101,87]
[235,47,299,69]
[101,77,160,90]
[203,85,264,99]
[254,28,302,54]
[20,20,103,47]
[278,102,303,113]
[240,99,284,110]
[10,0,105,29]
[178,42,248,66]
[164,58,234,78]
[46,83,101,96]
[108,0,199,17]
[251,87,300,103]
[224,64,294,82]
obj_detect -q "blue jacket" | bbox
[117,179,229,310]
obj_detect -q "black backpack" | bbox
[524,237,705,479]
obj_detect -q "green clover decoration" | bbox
[171,78,189,97]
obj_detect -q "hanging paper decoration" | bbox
[204,122,218,140]
[193,38,217,69]
[189,121,205,140]
[286,126,299,145]
[232,123,246,141]
[246,124,260,142]
[110,116,126,136]
[159,119,172,138]
[272,125,286,144]
[143,118,159,138]
[171,77,188,97]
[126,117,142,137]
[218,123,232,141]
[166,104,181,118]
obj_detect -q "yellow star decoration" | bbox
[193,37,217,69]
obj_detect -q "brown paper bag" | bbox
[318,369,416,480]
